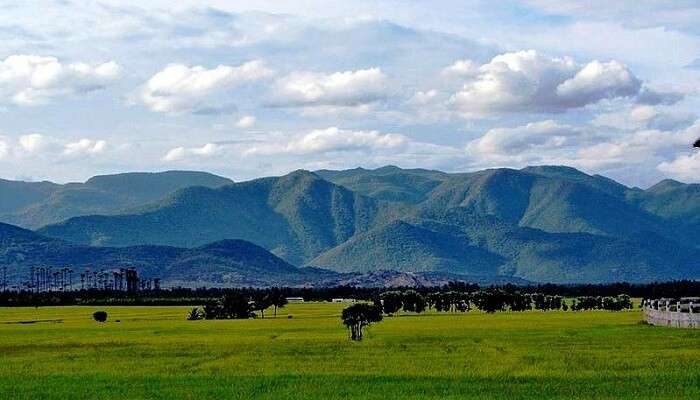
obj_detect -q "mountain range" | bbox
[1,165,699,285]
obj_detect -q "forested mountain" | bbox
[0,171,233,229]
[0,222,514,288]
[39,170,404,266]
[24,166,700,284]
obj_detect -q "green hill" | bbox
[39,170,404,266]
[310,220,504,275]
[316,165,448,203]
[0,171,233,229]
[0,222,307,287]
[32,165,700,284]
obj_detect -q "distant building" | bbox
[332,298,355,303]
[286,297,305,303]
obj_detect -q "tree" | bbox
[203,301,222,320]
[187,307,202,320]
[341,303,383,341]
[92,311,108,322]
[402,290,426,314]
[220,292,254,319]
[252,292,273,318]
[380,291,403,315]
[473,289,508,313]
[269,289,288,317]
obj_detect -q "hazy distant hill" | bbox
[0,171,233,229]
[0,222,305,287]
[0,222,514,288]
[32,165,700,283]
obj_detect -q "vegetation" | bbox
[0,171,232,229]
[92,310,107,322]
[0,303,698,399]
[341,303,383,340]
[3,281,700,308]
[36,166,700,284]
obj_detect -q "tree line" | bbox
[372,289,633,314]
[1,280,694,307]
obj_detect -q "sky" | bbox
[1,0,699,187]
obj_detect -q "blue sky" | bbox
[1,0,699,187]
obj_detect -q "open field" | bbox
[1,303,699,399]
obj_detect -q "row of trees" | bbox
[571,295,633,311]
[375,289,632,314]
[186,290,289,320]
[2,280,699,307]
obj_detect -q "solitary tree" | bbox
[341,303,383,341]
[92,311,108,323]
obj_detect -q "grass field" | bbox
[1,303,699,399]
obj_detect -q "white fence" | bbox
[643,298,700,329]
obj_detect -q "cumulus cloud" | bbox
[468,120,584,156]
[18,133,49,153]
[63,139,107,157]
[139,60,273,113]
[0,55,120,106]
[442,59,479,77]
[244,127,406,156]
[593,105,695,131]
[658,152,700,180]
[450,50,649,116]
[271,68,387,108]
[163,143,221,162]
[3,134,109,160]
[236,115,256,128]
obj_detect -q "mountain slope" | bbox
[40,170,403,266]
[0,222,307,287]
[310,220,504,275]
[316,165,448,203]
[1,171,233,229]
[32,165,700,284]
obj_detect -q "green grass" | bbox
[1,304,699,399]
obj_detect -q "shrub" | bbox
[92,311,108,323]
[186,307,202,321]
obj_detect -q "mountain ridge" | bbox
[8,165,700,284]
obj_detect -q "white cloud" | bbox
[163,143,220,161]
[0,137,8,160]
[18,133,49,153]
[139,60,273,113]
[63,139,107,157]
[555,60,640,106]
[450,50,646,117]
[593,105,695,131]
[658,152,700,181]
[244,127,407,156]
[442,59,479,76]
[271,67,387,107]
[468,120,584,156]
[0,55,121,106]
[236,115,256,128]
[3,134,110,160]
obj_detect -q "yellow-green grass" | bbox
[1,304,699,399]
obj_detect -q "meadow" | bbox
[1,303,699,399]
